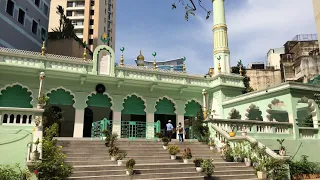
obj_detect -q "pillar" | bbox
[175,100,186,140]
[73,109,85,137]
[286,96,299,139]
[212,0,230,74]
[146,113,155,139]
[112,111,121,136]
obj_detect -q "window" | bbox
[66,11,72,16]
[90,1,94,6]
[104,26,106,32]
[32,20,38,35]
[6,0,14,16]
[41,28,46,40]
[105,9,106,14]
[89,29,93,35]
[104,18,106,23]
[18,9,25,25]
[90,10,94,15]
[67,2,73,7]
[43,4,49,16]
[34,0,40,7]
[89,19,94,25]
[88,39,93,45]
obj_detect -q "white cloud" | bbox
[192,0,317,67]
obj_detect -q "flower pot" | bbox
[157,138,161,142]
[209,146,214,150]
[117,160,123,166]
[183,159,188,164]
[217,147,221,153]
[163,145,168,150]
[228,132,236,137]
[170,155,176,160]
[242,132,247,136]
[30,151,40,161]
[245,158,251,167]
[257,171,267,179]
[126,169,133,175]
[110,156,116,161]
[279,149,286,156]
[195,167,203,172]
[234,157,240,162]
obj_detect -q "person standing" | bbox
[177,122,184,142]
[166,120,174,141]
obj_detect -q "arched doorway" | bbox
[245,104,263,121]
[83,92,113,137]
[122,94,146,139]
[0,84,33,108]
[154,97,176,136]
[47,88,75,137]
[184,100,202,139]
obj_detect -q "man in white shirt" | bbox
[166,120,174,141]
[177,122,184,142]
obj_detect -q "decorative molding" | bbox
[122,93,147,112]
[244,104,259,120]
[266,98,286,121]
[86,91,114,110]
[155,96,178,114]
[45,86,76,107]
[0,82,34,106]
[184,98,203,107]
[297,96,318,120]
[227,108,241,119]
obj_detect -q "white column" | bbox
[73,109,85,137]
[176,114,185,139]
[146,113,155,139]
[112,111,121,136]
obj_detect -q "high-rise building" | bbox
[313,0,320,50]
[266,48,284,70]
[0,0,50,51]
[48,0,116,51]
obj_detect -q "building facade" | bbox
[314,0,320,50]
[246,69,282,91]
[48,0,116,51]
[0,0,50,51]
[267,47,284,70]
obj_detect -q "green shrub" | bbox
[193,158,203,167]
[201,159,214,177]
[162,137,169,146]
[0,164,31,180]
[182,148,192,159]
[108,146,119,157]
[168,145,180,155]
[126,159,136,170]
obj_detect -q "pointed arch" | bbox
[0,83,34,108]
[122,93,146,115]
[155,96,177,115]
[46,87,75,107]
[266,98,288,122]
[86,91,113,109]
[184,99,202,117]
[296,96,318,125]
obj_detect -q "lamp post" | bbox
[37,72,46,109]
[202,89,208,120]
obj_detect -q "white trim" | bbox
[0,12,42,47]
[122,93,147,112]
[45,86,76,108]
[86,91,114,110]
[0,39,16,49]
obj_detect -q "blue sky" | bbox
[115,0,317,74]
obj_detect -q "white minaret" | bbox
[212,0,230,74]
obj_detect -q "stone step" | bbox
[212,174,258,180]
[68,174,130,180]
[71,169,126,177]
[132,171,203,179]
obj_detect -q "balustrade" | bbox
[0,107,43,126]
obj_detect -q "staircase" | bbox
[57,138,258,180]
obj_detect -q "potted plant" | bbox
[30,138,40,161]
[109,133,118,147]
[34,116,41,127]
[155,133,163,141]
[229,125,236,137]
[108,146,119,161]
[277,139,286,156]
[125,159,135,175]
[244,150,252,167]
[255,162,267,179]
[162,137,169,149]
[116,153,127,166]
[37,94,48,109]
[182,148,192,163]
[193,158,203,172]
[168,145,180,160]
[208,140,215,150]
[201,159,214,179]
[103,129,111,146]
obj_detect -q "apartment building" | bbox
[0,0,50,51]
[49,0,116,51]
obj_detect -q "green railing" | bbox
[121,121,146,140]
[91,118,111,139]
[154,120,161,134]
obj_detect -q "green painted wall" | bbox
[47,89,75,106]
[184,100,202,116]
[122,95,146,115]
[0,126,33,167]
[86,93,112,108]
[155,97,176,115]
[0,85,32,108]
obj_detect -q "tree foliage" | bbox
[189,107,210,142]
[172,0,211,21]
[231,61,254,94]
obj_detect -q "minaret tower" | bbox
[212,0,230,74]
